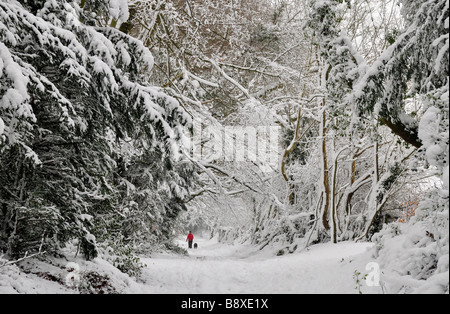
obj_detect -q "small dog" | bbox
[194,243,198,249]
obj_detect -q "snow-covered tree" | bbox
[247,0,445,253]
[353,0,448,149]
[366,0,449,293]
[0,0,192,259]
[301,0,448,291]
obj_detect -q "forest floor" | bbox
[0,237,382,294]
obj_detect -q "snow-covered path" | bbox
[138,238,381,294]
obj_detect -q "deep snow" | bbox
[0,237,381,294]
[138,237,379,294]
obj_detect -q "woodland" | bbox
[0,0,448,294]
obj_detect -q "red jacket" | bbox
[187,233,194,241]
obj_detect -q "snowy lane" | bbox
[138,238,380,294]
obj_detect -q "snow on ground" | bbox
[138,237,380,294]
[0,237,380,294]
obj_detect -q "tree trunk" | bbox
[281,107,302,204]
[331,142,339,243]
[321,106,331,231]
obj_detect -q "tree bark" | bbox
[321,106,331,231]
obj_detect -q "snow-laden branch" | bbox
[204,57,252,99]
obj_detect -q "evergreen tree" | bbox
[0,0,192,259]
[353,0,448,149]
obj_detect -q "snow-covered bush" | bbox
[111,245,147,278]
[373,188,449,293]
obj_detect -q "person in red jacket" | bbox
[186,231,194,249]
